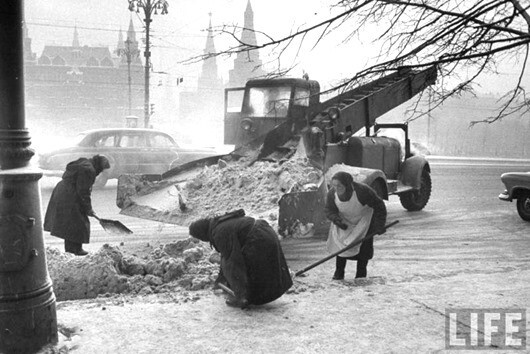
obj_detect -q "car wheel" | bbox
[399,168,432,211]
[516,192,530,221]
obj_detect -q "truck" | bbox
[116,66,437,236]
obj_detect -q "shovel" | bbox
[294,220,399,277]
[92,215,133,235]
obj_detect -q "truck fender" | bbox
[399,155,430,189]
[325,164,388,198]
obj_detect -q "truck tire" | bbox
[516,192,530,221]
[399,168,431,211]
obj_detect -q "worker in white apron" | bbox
[325,171,387,280]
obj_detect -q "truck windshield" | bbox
[247,86,291,117]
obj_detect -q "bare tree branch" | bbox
[185,0,530,123]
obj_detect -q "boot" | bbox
[355,259,368,278]
[225,296,249,309]
[75,249,89,256]
[332,257,346,280]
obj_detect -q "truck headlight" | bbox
[328,107,340,121]
[241,118,253,132]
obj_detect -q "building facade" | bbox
[23,20,144,136]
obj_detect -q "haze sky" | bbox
[24,1,529,95]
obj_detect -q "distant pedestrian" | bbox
[44,155,110,256]
[189,209,293,309]
[325,171,387,280]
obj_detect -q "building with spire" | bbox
[23,21,143,136]
[227,0,266,87]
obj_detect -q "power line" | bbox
[26,21,205,39]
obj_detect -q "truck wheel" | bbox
[516,192,530,221]
[399,168,431,211]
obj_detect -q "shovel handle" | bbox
[294,220,399,277]
[217,283,235,297]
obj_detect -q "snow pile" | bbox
[46,238,220,301]
[178,156,322,228]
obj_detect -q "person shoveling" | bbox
[44,155,131,256]
[189,209,293,309]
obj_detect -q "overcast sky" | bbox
[24,1,344,88]
[24,0,529,95]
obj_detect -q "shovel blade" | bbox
[98,219,133,235]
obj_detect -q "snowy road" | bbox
[39,157,530,262]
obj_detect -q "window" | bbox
[119,134,146,147]
[226,89,244,113]
[94,135,115,147]
[150,134,175,148]
[247,86,291,117]
[294,88,310,107]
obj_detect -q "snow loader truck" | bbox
[116,66,437,236]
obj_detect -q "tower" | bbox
[197,13,224,93]
[72,25,80,48]
[227,0,266,87]
[22,21,36,63]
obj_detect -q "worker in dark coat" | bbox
[324,171,387,280]
[189,210,293,309]
[44,155,110,256]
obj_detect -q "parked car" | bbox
[37,128,220,188]
[499,171,530,221]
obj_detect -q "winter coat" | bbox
[209,216,293,305]
[44,157,97,244]
[324,181,387,260]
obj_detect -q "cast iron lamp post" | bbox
[0,1,58,352]
[127,0,169,128]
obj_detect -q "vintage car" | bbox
[37,128,220,187]
[499,171,530,221]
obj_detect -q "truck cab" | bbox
[224,78,320,148]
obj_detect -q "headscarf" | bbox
[331,171,354,202]
[189,218,212,243]
[92,155,111,175]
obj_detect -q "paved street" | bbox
[39,157,530,269]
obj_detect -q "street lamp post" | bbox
[0,1,58,352]
[128,0,168,128]
[117,38,140,116]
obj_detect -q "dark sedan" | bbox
[38,128,219,187]
[499,171,530,221]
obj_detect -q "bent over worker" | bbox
[189,210,293,309]
[325,171,387,280]
[44,155,110,256]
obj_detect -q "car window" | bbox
[95,135,116,147]
[150,134,176,148]
[119,134,147,148]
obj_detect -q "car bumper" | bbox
[498,190,511,202]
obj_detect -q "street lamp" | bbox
[117,38,140,116]
[127,0,169,128]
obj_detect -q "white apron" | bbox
[326,190,374,258]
